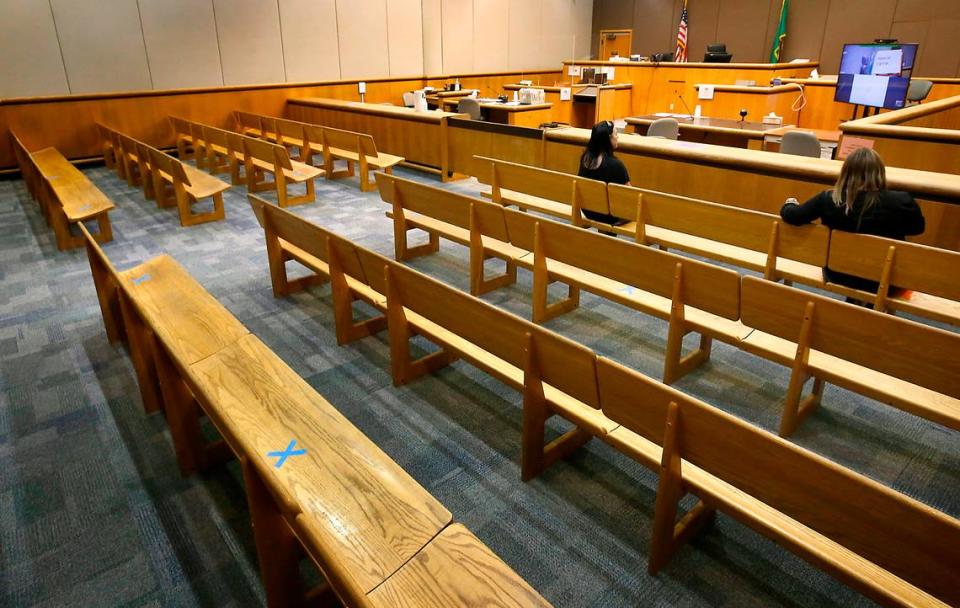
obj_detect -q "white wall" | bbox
[0,0,593,97]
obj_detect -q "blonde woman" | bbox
[780,147,925,295]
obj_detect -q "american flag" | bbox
[675,1,689,62]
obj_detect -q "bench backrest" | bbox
[169,116,193,140]
[608,184,831,267]
[827,230,960,301]
[597,355,960,606]
[276,117,306,143]
[302,123,324,150]
[480,157,610,217]
[234,110,262,135]
[376,173,512,243]
[148,147,191,186]
[740,276,960,398]
[243,135,293,171]
[385,259,601,408]
[502,208,742,320]
[323,126,378,158]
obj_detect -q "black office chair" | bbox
[651,52,674,62]
[704,43,733,63]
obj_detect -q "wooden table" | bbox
[762,126,842,159]
[626,115,789,150]
[287,98,464,179]
[440,98,554,127]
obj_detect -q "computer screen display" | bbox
[834,43,918,110]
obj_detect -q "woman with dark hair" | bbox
[780,147,925,295]
[578,120,631,225]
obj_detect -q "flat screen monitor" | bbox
[834,42,918,110]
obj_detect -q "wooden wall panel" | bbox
[0,0,69,97]
[422,0,444,74]
[442,0,475,73]
[917,19,960,78]
[139,0,223,89]
[213,0,285,85]
[819,0,899,74]
[387,0,425,76]
[507,0,543,71]
[542,0,588,67]
[336,0,390,79]
[473,0,510,72]
[278,0,341,82]
[50,0,152,93]
[715,0,775,65]
[592,0,635,57]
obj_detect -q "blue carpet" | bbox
[0,161,956,607]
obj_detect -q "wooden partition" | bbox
[780,77,960,131]
[691,84,803,126]
[559,60,817,117]
[839,95,960,176]
[514,128,960,251]
[0,69,560,172]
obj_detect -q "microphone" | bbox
[675,91,695,120]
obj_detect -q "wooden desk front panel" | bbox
[446,122,543,180]
[542,137,960,251]
[286,102,445,168]
[695,89,801,127]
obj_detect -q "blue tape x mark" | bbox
[131,274,151,285]
[268,439,306,469]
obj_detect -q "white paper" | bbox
[559,87,571,101]
[358,81,366,94]
[697,84,715,100]
[567,65,582,77]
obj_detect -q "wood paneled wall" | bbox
[0,0,593,98]
[592,0,960,77]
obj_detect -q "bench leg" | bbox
[118,291,164,414]
[386,275,456,386]
[85,245,125,344]
[531,271,579,324]
[279,179,316,208]
[780,372,824,437]
[648,402,717,574]
[242,458,308,608]
[155,345,205,476]
[330,265,385,346]
[469,242,517,296]
[179,192,226,227]
[663,329,712,385]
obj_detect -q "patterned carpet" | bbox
[1,160,957,608]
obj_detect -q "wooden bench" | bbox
[378,173,746,384]
[101,124,229,226]
[825,230,960,327]
[376,172,525,295]
[17,141,115,250]
[607,183,831,287]
[739,275,960,436]
[247,193,389,345]
[599,356,960,608]
[321,125,404,192]
[241,135,323,207]
[234,110,264,138]
[81,216,550,608]
[477,155,611,223]
[77,223,249,472]
[147,147,229,226]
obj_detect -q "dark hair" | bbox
[581,121,615,170]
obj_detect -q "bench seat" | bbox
[387,209,530,263]
[485,188,571,219]
[740,329,960,431]
[185,333,454,595]
[280,239,387,309]
[365,523,553,607]
[250,156,323,182]
[327,146,404,170]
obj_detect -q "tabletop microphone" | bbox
[675,91,695,120]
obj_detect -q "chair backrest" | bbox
[597,355,960,607]
[780,130,821,158]
[827,230,960,302]
[302,123,324,150]
[375,173,512,243]
[95,123,114,144]
[502,208,741,320]
[906,79,933,103]
[118,133,139,160]
[169,116,193,140]
[276,118,306,143]
[402,91,415,107]
[243,135,292,171]
[706,43,727,53]
[384,258,601,407]
[647,118,679,140]
[740,276,960,398]
[481,157,610,217]
[259,115,278,138]
[148,147,190,186]
[457,98,482,120]
[607,183,831,268]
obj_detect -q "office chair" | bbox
[906,79,933,105]
[780,130,821,158]
[647,118,679,140]
[402,91,416,108]
[651,52,674,62]
[704,43,733,63]
[457,98,483,121]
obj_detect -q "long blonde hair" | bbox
[832,148,886,226]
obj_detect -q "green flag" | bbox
[769,0,789,63]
